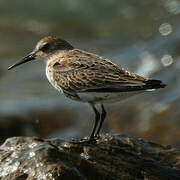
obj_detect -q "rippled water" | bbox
[0,0,179,144]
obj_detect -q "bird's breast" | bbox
[46,63,63,93]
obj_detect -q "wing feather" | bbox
[52,49,151,93]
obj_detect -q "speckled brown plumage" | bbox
[8,36,166,140]
[46,48,165,102]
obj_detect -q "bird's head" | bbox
[8,36,74,70]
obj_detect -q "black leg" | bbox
[96,104,106,136]
[90,104,100,139]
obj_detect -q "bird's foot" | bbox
[94,134,101,139]
[70,136,98,145]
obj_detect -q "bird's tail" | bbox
[145,79,166,90]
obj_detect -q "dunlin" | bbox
[8,36,166,140]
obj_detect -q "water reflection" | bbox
[164,0,180,15]
[161,54,173,67]
[0,0,179,145]
[159,23,172,36]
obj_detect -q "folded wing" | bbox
[52,49,166,93]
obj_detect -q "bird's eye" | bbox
[40,43,50,51]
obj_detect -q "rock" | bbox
[0,134,179,180]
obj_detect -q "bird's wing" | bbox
[52,49,163,93]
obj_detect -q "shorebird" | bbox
[8,36,166,141]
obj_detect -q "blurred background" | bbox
[0,0,179,145]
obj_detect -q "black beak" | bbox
[8,53,36,70]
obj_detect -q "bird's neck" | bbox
[45,50,70,64]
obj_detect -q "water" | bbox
[0,0,179,145]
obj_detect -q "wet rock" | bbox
[0,134,179,180]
